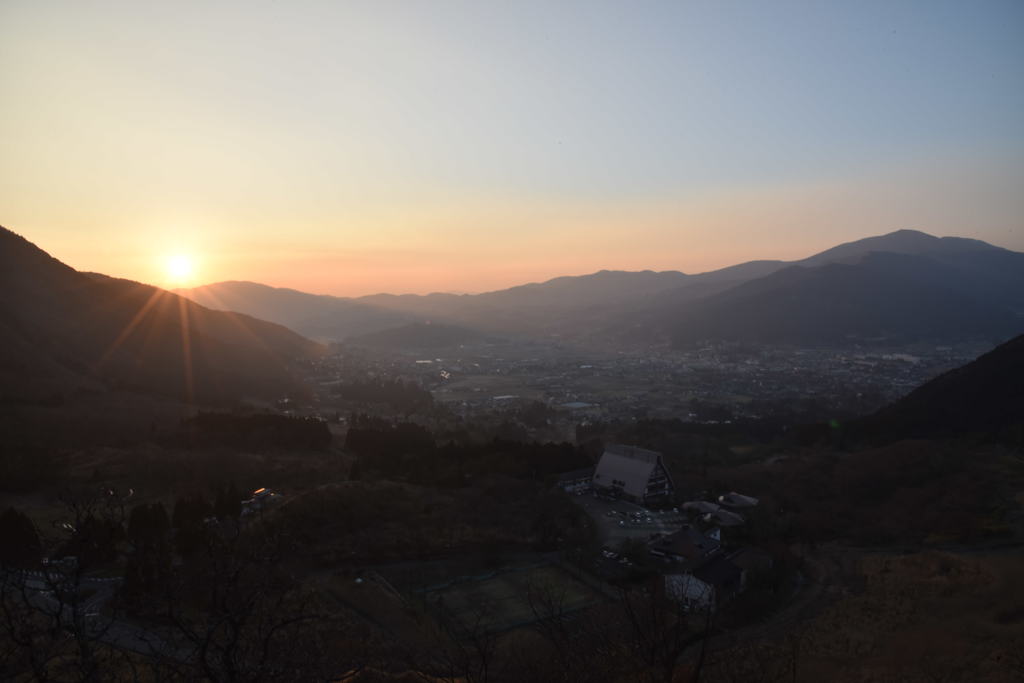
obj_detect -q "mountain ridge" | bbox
[668,251,1024,346]
[176,229,1024,346]
[0,226,324,404]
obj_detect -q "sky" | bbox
[2,0,1022,296]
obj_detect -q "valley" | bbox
[2,226,1022,682]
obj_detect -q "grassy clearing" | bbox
[706,549,1024,682]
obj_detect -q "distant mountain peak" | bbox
[801,229,1001,267]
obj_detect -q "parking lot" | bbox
[570,491,688,547]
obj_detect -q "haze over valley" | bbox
[4,218,1023,681]
[2,1,1023,681]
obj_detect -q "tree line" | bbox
[168,412,332,450]
[345,415,590,486]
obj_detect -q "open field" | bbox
[702,548,1024,682]
[421,563,605,635]
[797,550,1024,682]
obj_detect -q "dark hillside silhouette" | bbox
[853,333,1024,443]
[0,226,323,403]
[669,250,1024,346]
[172,412,332,450]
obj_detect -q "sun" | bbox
[164,253,196,286]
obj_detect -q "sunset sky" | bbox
[2,1,1022,296]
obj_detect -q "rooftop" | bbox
[604,443,662,465]
[692,552,743,589]
[650,525,720,562]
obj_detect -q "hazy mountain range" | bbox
[2,224,1020,409]
[179,229,1024,349]
[0,226,323,404]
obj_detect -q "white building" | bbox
[664,552,744,610]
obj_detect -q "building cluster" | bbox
[654,491,765,609]
[562,444,769,610]
[297,340,978,438]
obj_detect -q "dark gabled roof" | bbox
[692,553,742,588]
[650,525,719,561]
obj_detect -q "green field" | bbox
[423,564,605,635]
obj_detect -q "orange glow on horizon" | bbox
[11,152,1021,298]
